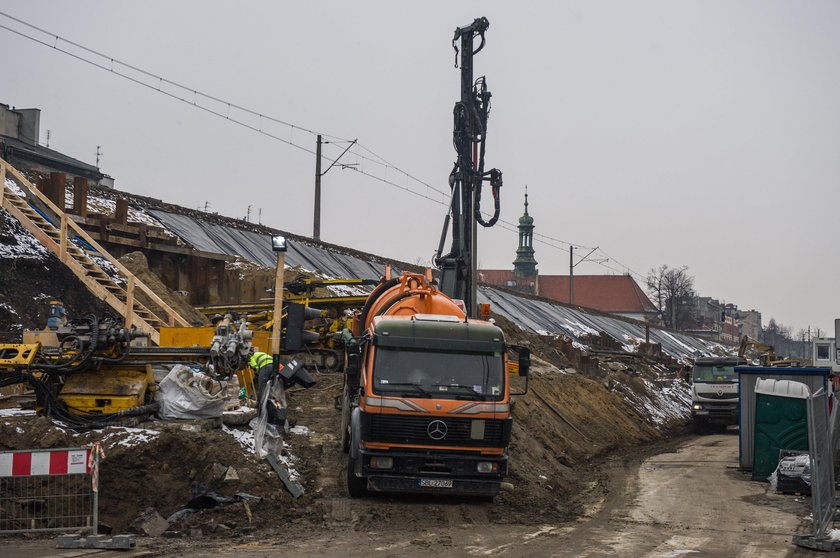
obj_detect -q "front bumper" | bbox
[692,402,738,424]
[360,448,507,496]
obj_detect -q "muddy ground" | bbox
[0,202,694,549]
[1,342,690,547]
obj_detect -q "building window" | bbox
[817,344,830,360]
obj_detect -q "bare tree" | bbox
[646,264,696,329]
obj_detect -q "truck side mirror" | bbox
[509,345,530,396]
[518,347,530,377]
[346,348,362,390]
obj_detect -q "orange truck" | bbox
[339,270,530,499]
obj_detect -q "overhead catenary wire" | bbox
[0,10,640,278]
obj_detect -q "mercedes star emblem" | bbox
[427,420,448,440]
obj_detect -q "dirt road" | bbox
[6,432,814,557]
[181,432,811,557]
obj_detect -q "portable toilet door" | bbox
[752,378,811,481]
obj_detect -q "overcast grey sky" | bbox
[1,1,838,335]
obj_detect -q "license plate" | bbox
[418,478,453,489]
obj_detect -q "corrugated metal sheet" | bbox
[479,286,720,360]
[147,209,727,362]
[147,210,394,279]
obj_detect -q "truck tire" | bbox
[691,418,707,434]
[346,454,368,497]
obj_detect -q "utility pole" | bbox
[569,246,574,305]
[246,205,252,223]
[313,136,356,242]
[95,146,102,168]
[313,135,322,241]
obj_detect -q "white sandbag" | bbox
[157,364,227,419]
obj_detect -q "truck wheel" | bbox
[691,418,707,434]
[346,454,368,497]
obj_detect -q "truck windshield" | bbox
[372,347,504,401]
[693,365,737,383]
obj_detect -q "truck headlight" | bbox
[477,462,498,473]
[370,457,393,469]
[692,403,702,411]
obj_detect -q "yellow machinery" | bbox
[738,335,802,367]
[0,313,257,424]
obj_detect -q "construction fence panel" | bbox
[0,447,98,534]
[793,388,839,550]
[807,389,835,537]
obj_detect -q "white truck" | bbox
[690,356,747,433]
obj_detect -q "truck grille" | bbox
[361,413,511,448]
[698,392,738,400]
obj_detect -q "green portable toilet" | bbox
[752,378,810,481]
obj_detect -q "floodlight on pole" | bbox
[270,235,289,359]
[271,235,288,252]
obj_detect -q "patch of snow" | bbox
[15,426,24,434]
[0,208,50,260]
[5,177,24,197]
[0,303,19,316]
[280,441,301,480]
[0,408,36,417]
[86,252,126,285]
[660,331,701,357]
[621,333,643,353]
[223,425,256,453]
[618,378,692,426]
[290,425,310,436]
[561,319,600,337]
[93,427,161,449]
[223,425,300,480]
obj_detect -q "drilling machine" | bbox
[435,16,503,318]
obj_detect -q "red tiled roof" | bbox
[478,270,657,314]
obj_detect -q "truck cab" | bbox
[690,356,746,433]
[339,270,530,499]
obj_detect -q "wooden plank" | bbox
[115,198,129,224]
[72,176,88,217]
[48,172,66,209]
[0,163,5,207]
[125,276,135,327]
[59,213,68,263]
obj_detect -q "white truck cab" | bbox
[690,356,747,433]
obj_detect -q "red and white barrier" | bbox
[0,449,90,477]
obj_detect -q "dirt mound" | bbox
[119,251,207,325]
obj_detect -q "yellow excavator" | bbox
[737,335,801,367]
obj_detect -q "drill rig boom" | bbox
[435,17,503,318]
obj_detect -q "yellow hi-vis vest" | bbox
[249,352,274,370]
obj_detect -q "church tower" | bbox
[513,188,538,278]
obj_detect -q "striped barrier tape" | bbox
[86,441,106,493]
[0,448,91,477]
